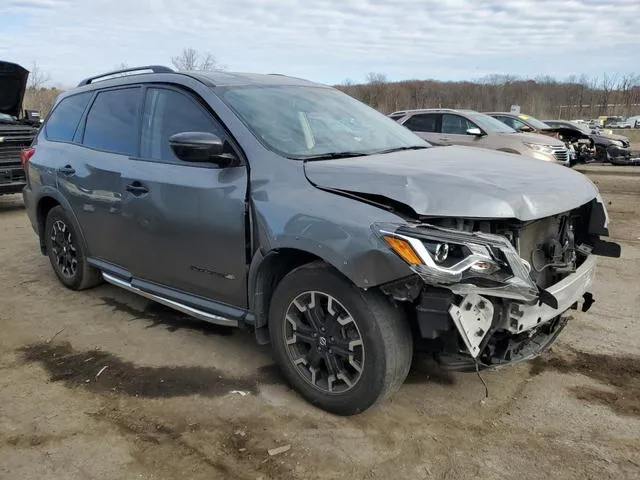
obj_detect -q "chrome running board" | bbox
[102,273,238,327]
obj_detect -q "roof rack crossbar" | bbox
[77,65,174,87]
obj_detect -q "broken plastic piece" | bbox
[581,292,595,312]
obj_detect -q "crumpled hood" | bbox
[0,61,29,118]
[595,131,629,143]
[304,146,598,220]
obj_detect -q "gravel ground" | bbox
[1,168,639,480]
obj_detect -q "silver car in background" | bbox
[391,108,570,166]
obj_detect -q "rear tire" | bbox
[269,262,412,415]
[44,206,102,290]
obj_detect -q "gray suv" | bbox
[23,66,619,415]
[391,108,570,166]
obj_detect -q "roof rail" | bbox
[77,65,174,87]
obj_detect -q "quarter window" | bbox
[45,92,92,142]
[403,114,437,132]
[140,88,223,162]
[83,88,141,155]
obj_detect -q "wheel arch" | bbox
[248,248,325,339]
[247,229,414,343]
[34,188,87,255]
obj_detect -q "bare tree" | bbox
[334,71,640,118]
[598,73,618,114]
[171,48,224,72]
[366,72,388,84]
[27,61,50,90]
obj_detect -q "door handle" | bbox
[57,165,76,175]
[125,182,149,195]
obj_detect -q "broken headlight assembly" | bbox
[374,223,540,303]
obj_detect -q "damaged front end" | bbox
[376,197,620,370]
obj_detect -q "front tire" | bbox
[44,206,102,290]
[596,145,608,163]
[269,262,412,415]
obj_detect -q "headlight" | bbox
[374,223,539,302]
[523,142,554,155]
[610,140,624,148]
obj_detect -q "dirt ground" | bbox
[1,169,639,480]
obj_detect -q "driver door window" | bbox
[140,87,228,163]
[499,116,527,131]
[441,114,475,135]
[440,114,481,147]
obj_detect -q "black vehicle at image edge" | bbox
[22,66,621,415]
[1,61,40,195]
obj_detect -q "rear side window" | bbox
[404,114,437,132]
[45,92,91,142]
[389,113,405,121]
[83,88,141,155]
[140,87,224,162]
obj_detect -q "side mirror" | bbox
[168,132,235,165]
[466,127,483,136]
[519,125,534,132]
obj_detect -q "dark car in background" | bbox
[486,112,595,165]
[0,61,39,195]
[541,119,633,165]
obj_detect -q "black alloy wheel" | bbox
[269,262,413,415]
[283,291,364,393]
[44,206,102,290]
[50,219,78,280]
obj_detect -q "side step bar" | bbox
[102,273,238,328]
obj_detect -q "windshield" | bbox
[220,85,429,159]
[517,114,551,130]
[464,112,516,133]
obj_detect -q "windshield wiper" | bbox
[372,145,429,155]
[301,151,369,161]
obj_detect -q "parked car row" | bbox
[390,108,571,166]
[389,108,635,166]
[574,116,640,130]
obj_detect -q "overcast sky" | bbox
[1,0,639,87]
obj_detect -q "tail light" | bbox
[20,147,35,170]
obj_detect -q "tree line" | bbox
[337,73,640,120]
[21,50,640,121]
